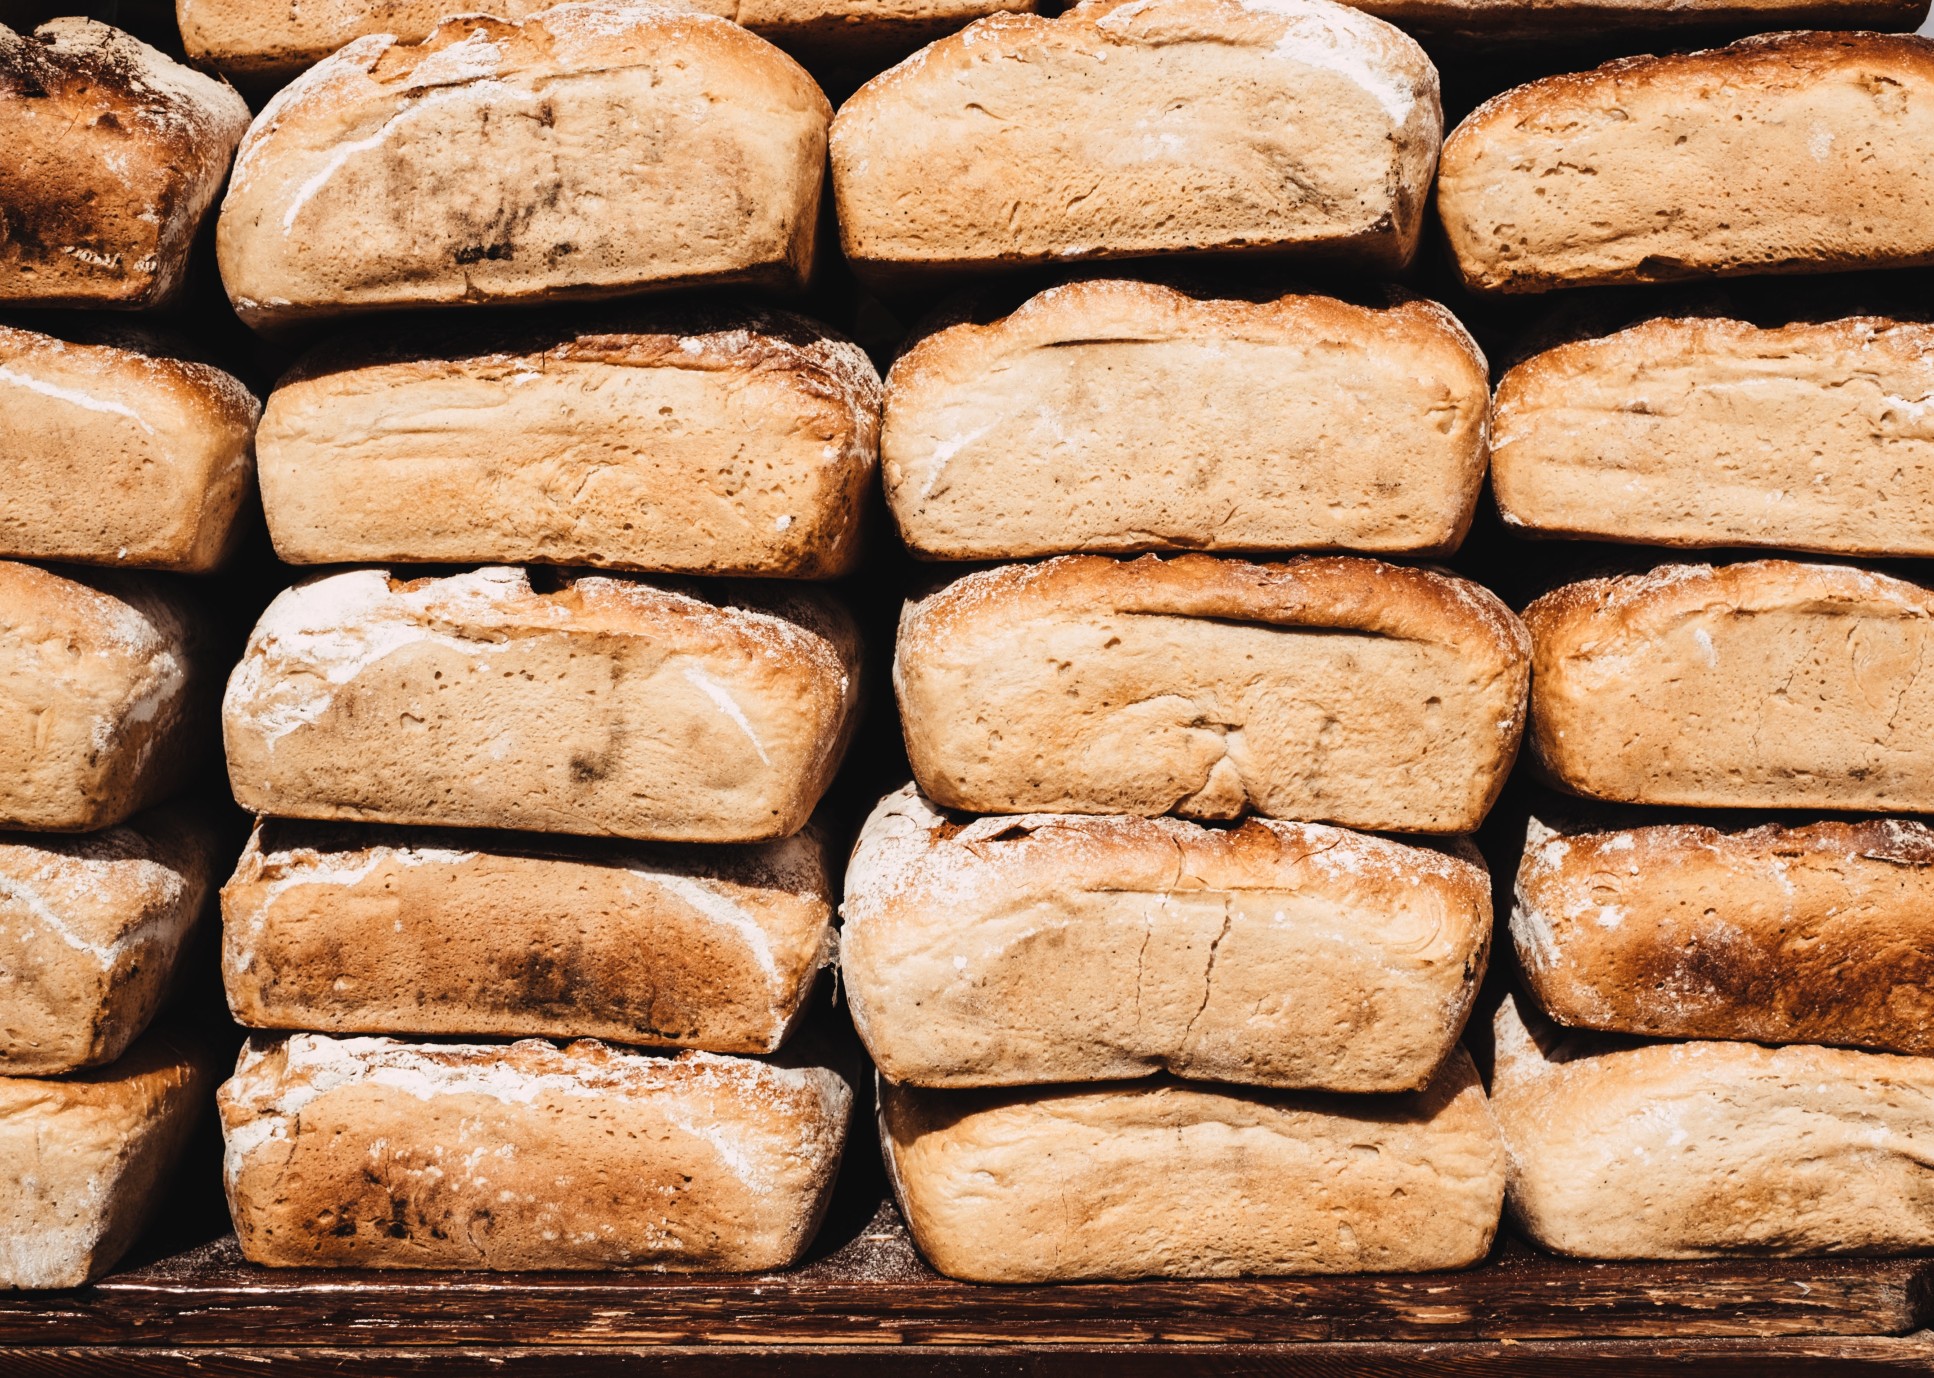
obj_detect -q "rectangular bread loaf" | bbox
[1514,812,1934,1054]
[222,820,834,1052]
[257,310,879,578]
[0,18,249,308]
[219,1033,853,1270]
[222,567,860,842]
[882,1049,1504,1281]
[894,555,1529,833]
[0,323,258,572]
[1,1028,220,1288]
[1,811,217,1075]
[0,562,212,832]
[843,785,1489,1091]
[1493,994,1934,1258]
[1493,314,1934,556]
[1438,34,1934,293]
[215,4,830,328]
[882,279,1489,559]
[830,0,1441,279]
[1525,560,1934,811]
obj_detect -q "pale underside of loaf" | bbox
[842,785,1489,1090]
[881,1048,1505,1281]
[1493,995,1934,1258]
[882,278,1488,558]
[221,821,835,1051]
[1438,33,1934,292]
[1527,560,1934,810]
[1512,813,1934,1053]
[218,1033,853,1270]
[1493,315,1934,555]
[830,0,1442,277]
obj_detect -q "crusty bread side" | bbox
[0,1028,221,1288]
[1354,0,1926,44]
[219,1033,853,1270]
[843,785,1489,1090]
[0,562,213,832]
[223,567,861,842]
[215,3,831,328]
[830,0,1441,278]
[894,554,1529,832]
[0,323,258,571]
[1438,33,1934,293]
[882,278,1489,559]
[0,18,249,308]
[1525,560,1934,811]
[882,1048,1504,1281]
[258,308,879,578]
[1,811,218,1075]
[1493,315,1934,556]
[1493,994,1934,1258]
[223,820,835,1052]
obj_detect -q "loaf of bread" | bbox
[257,309,879,578]
[1526,560,1934,811]
[0,323,258,572]
[1494,994,1934,1258]
[882,1049,1503,1281]
[220,1033,852,1270]
[223,567,859,842]
[1514,812,1934,1054]
[1438,34,1934,293]
[0,18,249,309]
[1494,314,1934,556]
[178,0,1035,84]
[2,812,217,1076]
[830,0,1441,279]
[215,3,830,329]
[0,562,210,832]
[1346,0,1927,46]
[0,1028,220,1288]
[223,820,834,1051]
[844,785,1489,1091]
[881,278,1488,559]
[895,555,1529,832]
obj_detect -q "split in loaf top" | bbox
[894,554,1529,832]
[829,0,1442,280]
[882,277,1489,559]
[215,2,831,328]
[1437,32,1934,293]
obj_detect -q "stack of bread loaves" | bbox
[0,19,253,1289]
[1436,31,1934,1259]
[208,1,875,1271]
[827,0,1532,1282]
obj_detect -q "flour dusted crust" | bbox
[881,1048,1503,1281]
[214,3,831,328]
[258,308,880,578]
[830,0,1442,280]
[178,0,1036,83]
[0,18,249,308]
[1,811,218,1075]
[882,278,1489,559]
[219,1032,853,1270]
[1493,994,1934,1258]
[894,555,1529,832]
[222,567,860,842]
[0,563,213,833]
[1525,560,1934,811]
[0,324,258,572]
[223,820,835,1052]
[0,1028,220,1288]
[1494,315,1934,556]
[843,785,1489,1090]
[1438,33,1934,294]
